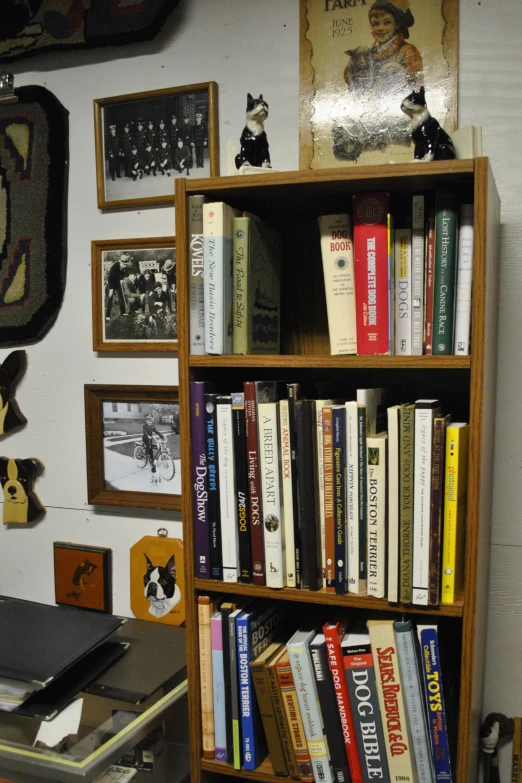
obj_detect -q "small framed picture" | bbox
[85,385,181,510]
[92,237,177,352]
[54,542,112,613]
[94,82,219,211]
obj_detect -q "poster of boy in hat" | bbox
[300,0,457,168]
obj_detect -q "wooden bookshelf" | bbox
[175,159,500,783]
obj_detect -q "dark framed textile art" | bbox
[0,85,68,345]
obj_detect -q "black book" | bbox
[232,391,252,582]
[204,391,222,580]
[309,632,352,783]
[296,398,321,590]
[286,382,302,587]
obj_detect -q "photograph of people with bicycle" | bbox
[102,400,180,495]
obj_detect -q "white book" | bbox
[216,396,238,582]
[203,202,241,355]
[188,194,206,354]
[413,399,441,605]
[287,629,335,783]
[367,432,387,598]
[453,204,474,355]
[412,195,425,355]
[279,399,296,588]
[394,228,412,355]
[356,386,389,436]
[318,214,357,355]
[258,401,286,588]
[315,399,336,588]
[345,400,360,595]
[387,404,402,603]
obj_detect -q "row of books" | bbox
[191,380,469,606]
[199,597,454,783]
[320,191,474,357]
[188,195,282,355]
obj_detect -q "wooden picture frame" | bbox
[85,385,181,510]
[92,237,177,353]
[299,0,458,169]
[94,81,219,211]
[54,542,112,614]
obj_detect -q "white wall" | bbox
[0,0,520,776]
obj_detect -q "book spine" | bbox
[259,401,286,588]
[287,639,335,783]
[205,392,222,580]
[287,383,302,588]
[198,596,215,758]
[428,416,449,605]
[417,626,452,782]
[399,404,414,604]
[333,406,348,595]
[244,381,265,586]
[189,194,206,355]
[342,636,390,783]
[251,655,288,776]
[387,407,400,603]
[412,195,425,356]
[216,396,238,582]
[229,610,242,769]
[323,406,336,592]
[266,655,301,780]
[233,216,249,355]
[441,425,469,604]
[323,623,363,783]
[316,400,331,589]
[346,401,360,595]
[357,406,368,596]
[297,399,322,591]
[211,613,227,761]
[204,203,237,355]
[387,214,395,355]
[232,392,252,583]
[318,213,357,354]
[353,192,390,355]
[280,399,297,588]
[367,434,387,599]
[453,204,474,355]
[512,717,522,783]
[367,620,417,783]
[433,192,458,355]
[190,382,210,579]
[310,636,352,783]
[424,210,436,354]
[220,604,235,764]
[394,228,412,355]
[413,403,440,606]
[277,653,315,782]
[237,614,256,769]
[394,621,435,783]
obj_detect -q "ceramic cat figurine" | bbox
[235,93,271,170]
[401,86,456,162]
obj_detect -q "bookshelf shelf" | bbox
[176,158,500,783]
[194,578,464,617]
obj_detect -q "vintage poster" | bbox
[300,0,458,168]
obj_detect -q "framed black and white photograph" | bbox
[92,237,177,352]
[85,385,181,510]
[94,82,219,210]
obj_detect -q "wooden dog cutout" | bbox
[0,351,27,438]
[0,457,45,524]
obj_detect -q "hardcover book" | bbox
[441,423,470,604]
[220,600,237,763]
[191,381,210,579]
[433,191,458,356]
[366,431,388,599]
[189,194,206,354]
[216,394,239,582]
[296,399,322,591]
[318,213,357,355]
[232,214,281,355]
[316,399,337,589]
[275,647,315,782]
[412,195,425,356]
[280,398,297,588]
[333,405,348,594]
[453,204,474,355]
[323,405,336,593]
[198,595,219,758]
[387,404,403,603]
[399,403,415,604]
[429,414,451,606]
[394,227,412,355]
[204,391,222,580]
[250,641,289,776]
[258,400,286,588]
[424,210,436,355]
[265,645,302,780]
[232,391,252,583]
[287,382,304,588]
[345,400,361,595]
[211,610,227,761]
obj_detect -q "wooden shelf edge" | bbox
[189,354,471,369]
[194,579,463,617]
[201,757,275,781]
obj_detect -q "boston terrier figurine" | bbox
[235,93,271,170]
[0,457,45,525]
[143,552,181,619]
[401,86,456,162]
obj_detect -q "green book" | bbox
[433,191,458,355]
[232,214,281,355]
[399,403,415,604]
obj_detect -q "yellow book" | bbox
[441,423,469,603]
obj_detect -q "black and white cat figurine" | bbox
[401,86,456,162]
[235,93,271,170]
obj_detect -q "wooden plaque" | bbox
[130,535,185,626]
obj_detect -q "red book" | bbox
[323,620,364,783]
[353,192,390,355]
[244,381,265,586]
[424,209,436,354]
[323,406,335,593]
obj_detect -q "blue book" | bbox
[190,381,210,578]
[417,625,453,782]
[211,611,227,761]
[332,406,347,594]
[236,602,285,770]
